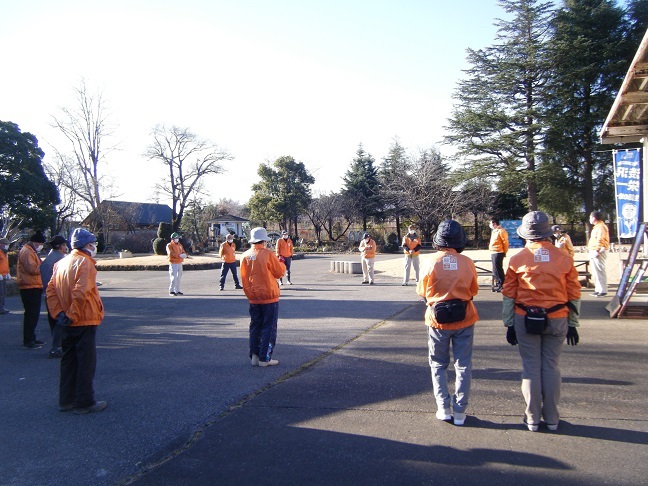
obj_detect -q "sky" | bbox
[2,0,505,208]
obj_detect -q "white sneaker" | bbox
[250,354,260,366]
[453,411,466,426]
[259,359,279,367]
[527,423,539,432]
[436,408,451,421]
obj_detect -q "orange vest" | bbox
[241,244,286,304]
[416,249,479,330]
[359,238,376,258]
[276,238,294,258]
[46,250,104,327]
[166,241,185,264]
[489,227,509,254]
[588,221,610,251]
[219,241,237,263]
[402,233,421,257]
[17,244,42,289]
[502,241,581,318]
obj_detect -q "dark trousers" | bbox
[60,326,98,408]
[45,301,63,350]
[491,252,505,290]
[249,302,279,363]
[20,288,43,345]
[281,257,292,281]
[219,262,240,288]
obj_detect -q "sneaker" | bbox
[524,418,539,432]
[34,339,46,346]
[74,400,107,415]
[369,282,374,285]
[287,280,293,285]
[219,288,225,291]
[169,292,176,296]
[361,281,369,285]
[279,281,284,286]
[546,422,559,431]
[250,354,260,366]
[48,348,63,359]
[59,403,74,412]
[436,408,451,421]
[258,359,279,367]
[23,341,43,350]
[453,411,467,426]
[595,293,608,298]
[592,292,599,296]
[401,283,408,286]
[175,292,184,295]
[235,285,243,289]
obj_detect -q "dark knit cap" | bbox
[29,232,46,243]
[433,220,466,249]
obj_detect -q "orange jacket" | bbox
[402,233,421,257]
[276,238,294,258]
[416,249,479,330]
[502,241,581,319]
[219,241,237,263]
[241,243,286,304]
[588,221,610,252]
[0,250,8,276]
[17,244,42,289]
[555,233,575,258]
[359,238,376,259]
[489,226,509,254]
[166,241,186,264]
[46,249,104,327]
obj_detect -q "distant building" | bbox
[206,215,250,245]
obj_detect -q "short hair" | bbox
[490,217,500,225]
[590,211,603,221]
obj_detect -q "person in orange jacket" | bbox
[17,232,46,349]
[219,234,243,291]
[275,230,294,285]
[46,228,107,415]
[166,232,187,296]
[241,227,286,367]
[489,218,509,292]
[552,225,574,258]
[417,220,479,426]
[359,232,376,285]
[588,211,610,297]
[503,211,581,432]
[0,237,10,315]
[401,224,421,286]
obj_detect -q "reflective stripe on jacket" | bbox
[241,244,286,304]
[276,238,293,258]
[17,244,42,289]
[359,238,376,259]
[219,242,237,263]
[416,248,479,330]
[46,249,104,327]
[502,241,581,319]
[489,227,509,254]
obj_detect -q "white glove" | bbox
[180,253,187,259]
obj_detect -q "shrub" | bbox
[153,237,167,255]
[382,232,401,253]
[158,222,173,239]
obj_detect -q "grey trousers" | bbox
[590,251,608,294]
[514,313,567,426]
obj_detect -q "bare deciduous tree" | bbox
[51,80,116,241]
[146,125,232,232]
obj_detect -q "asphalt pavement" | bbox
[1,254,647,485]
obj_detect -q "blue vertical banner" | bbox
[613,149,642,239]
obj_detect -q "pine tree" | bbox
[342,144,381,231]
[444,0,554,211]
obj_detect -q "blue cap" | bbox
[71,228,97,249]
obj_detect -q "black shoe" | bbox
[34,339,46,346]
[59,403,74,412]
[219,287,225,291]
[175,292,184,296]
[595,293,608,298]
[369,282,374,285]
[169,292,176,296]
[592,292,599,296]
[362,281,369,284]
[48,348,63,359]
[235,285,243,289]
[23,341,43,350]
[74,400,107,415]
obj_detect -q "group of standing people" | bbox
[418,212,582,431]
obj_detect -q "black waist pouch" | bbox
[433,299,467,324]
[523,306,548,334]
